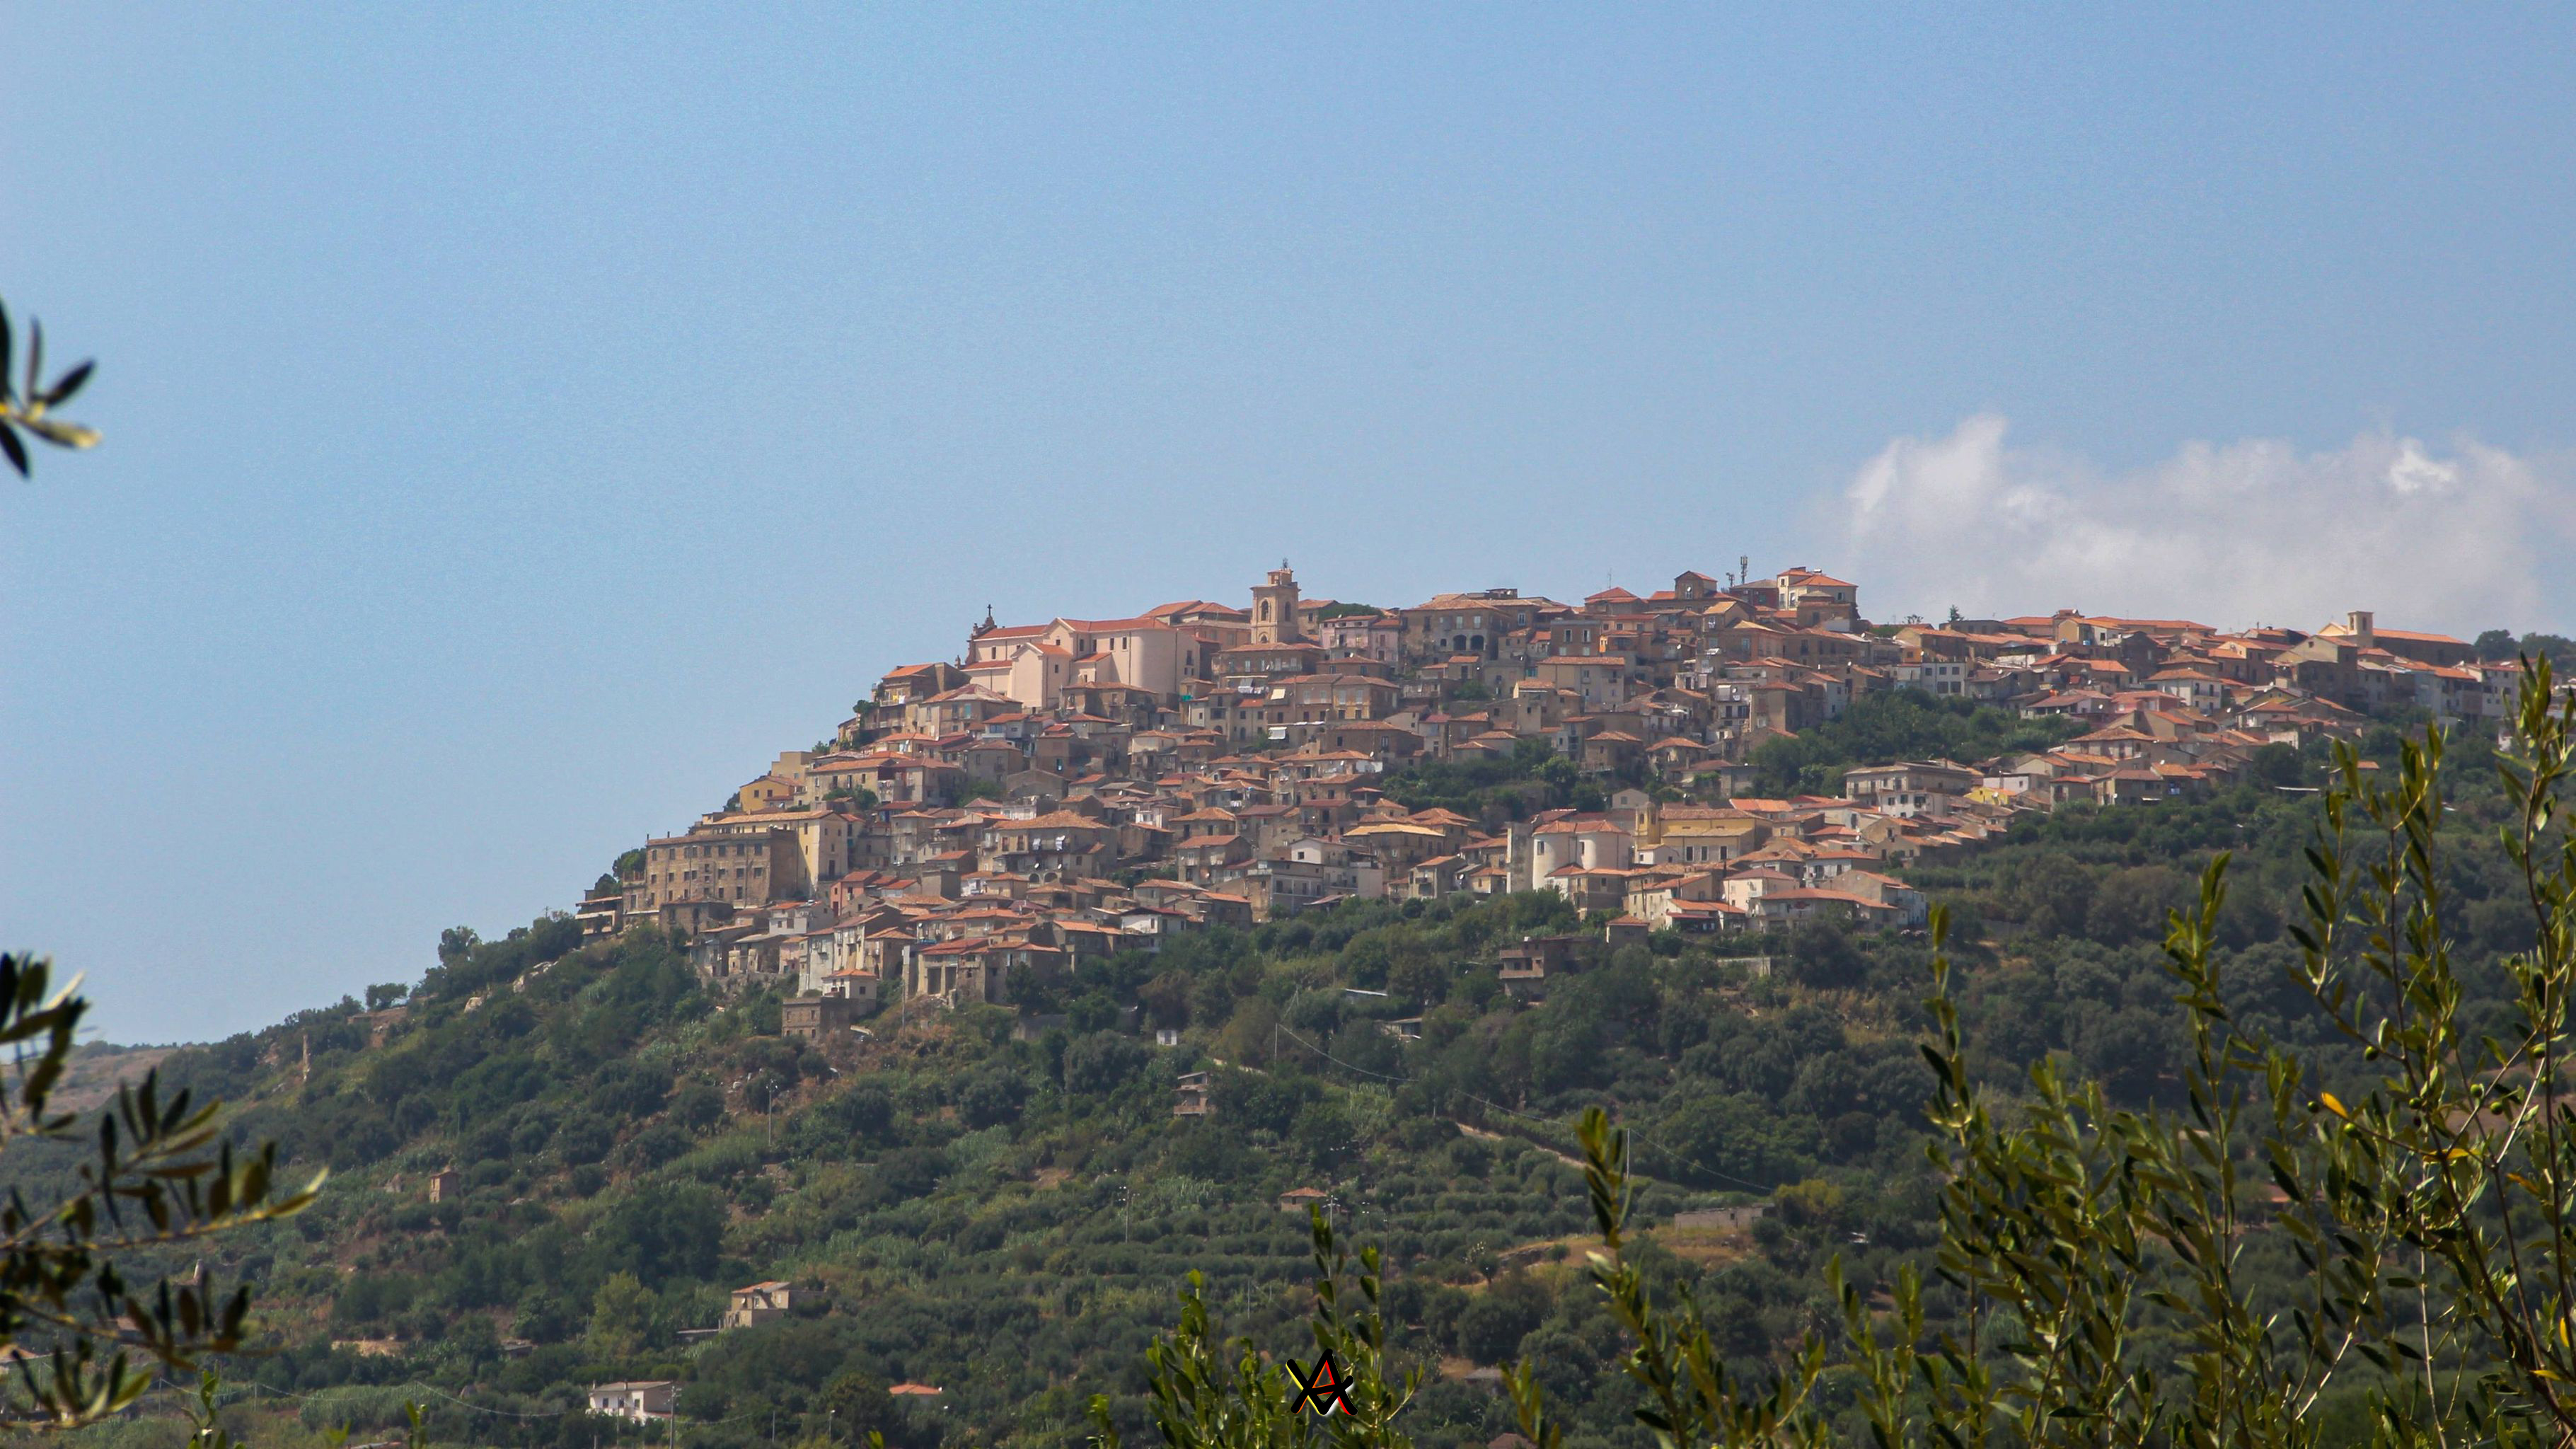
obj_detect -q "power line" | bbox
[186,1377,577,1420]
[204,1377,770,1428]
[1271,1023,1554,1128]
[1269,1022,1779,1196]
[403,1381,579,1419]
[1617,1121,1778,1196]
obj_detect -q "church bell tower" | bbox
[1250,561,1302,645]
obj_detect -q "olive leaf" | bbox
[0,296,100,478]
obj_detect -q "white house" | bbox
[589,1382,675,1423]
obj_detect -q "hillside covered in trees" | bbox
[17,714,2534,1449]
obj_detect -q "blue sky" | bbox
[5,6,2572,1041]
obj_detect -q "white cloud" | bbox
[1832,415,2575,637]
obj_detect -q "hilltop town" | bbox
[578,562,2498,1025]
[57,567,2540,1445]
[27,15,2576,1444]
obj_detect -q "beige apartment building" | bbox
[627,827,809,916]
[1400,589,1547,661]
[696,807,865,886]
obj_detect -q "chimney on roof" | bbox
[2347,610,2375,647]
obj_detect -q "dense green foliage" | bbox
[2476,629,2576,667]
[1382,739,1606,820]
[1748,691,2078,796]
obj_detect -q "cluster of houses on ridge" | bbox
[565,562,2511,1019]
